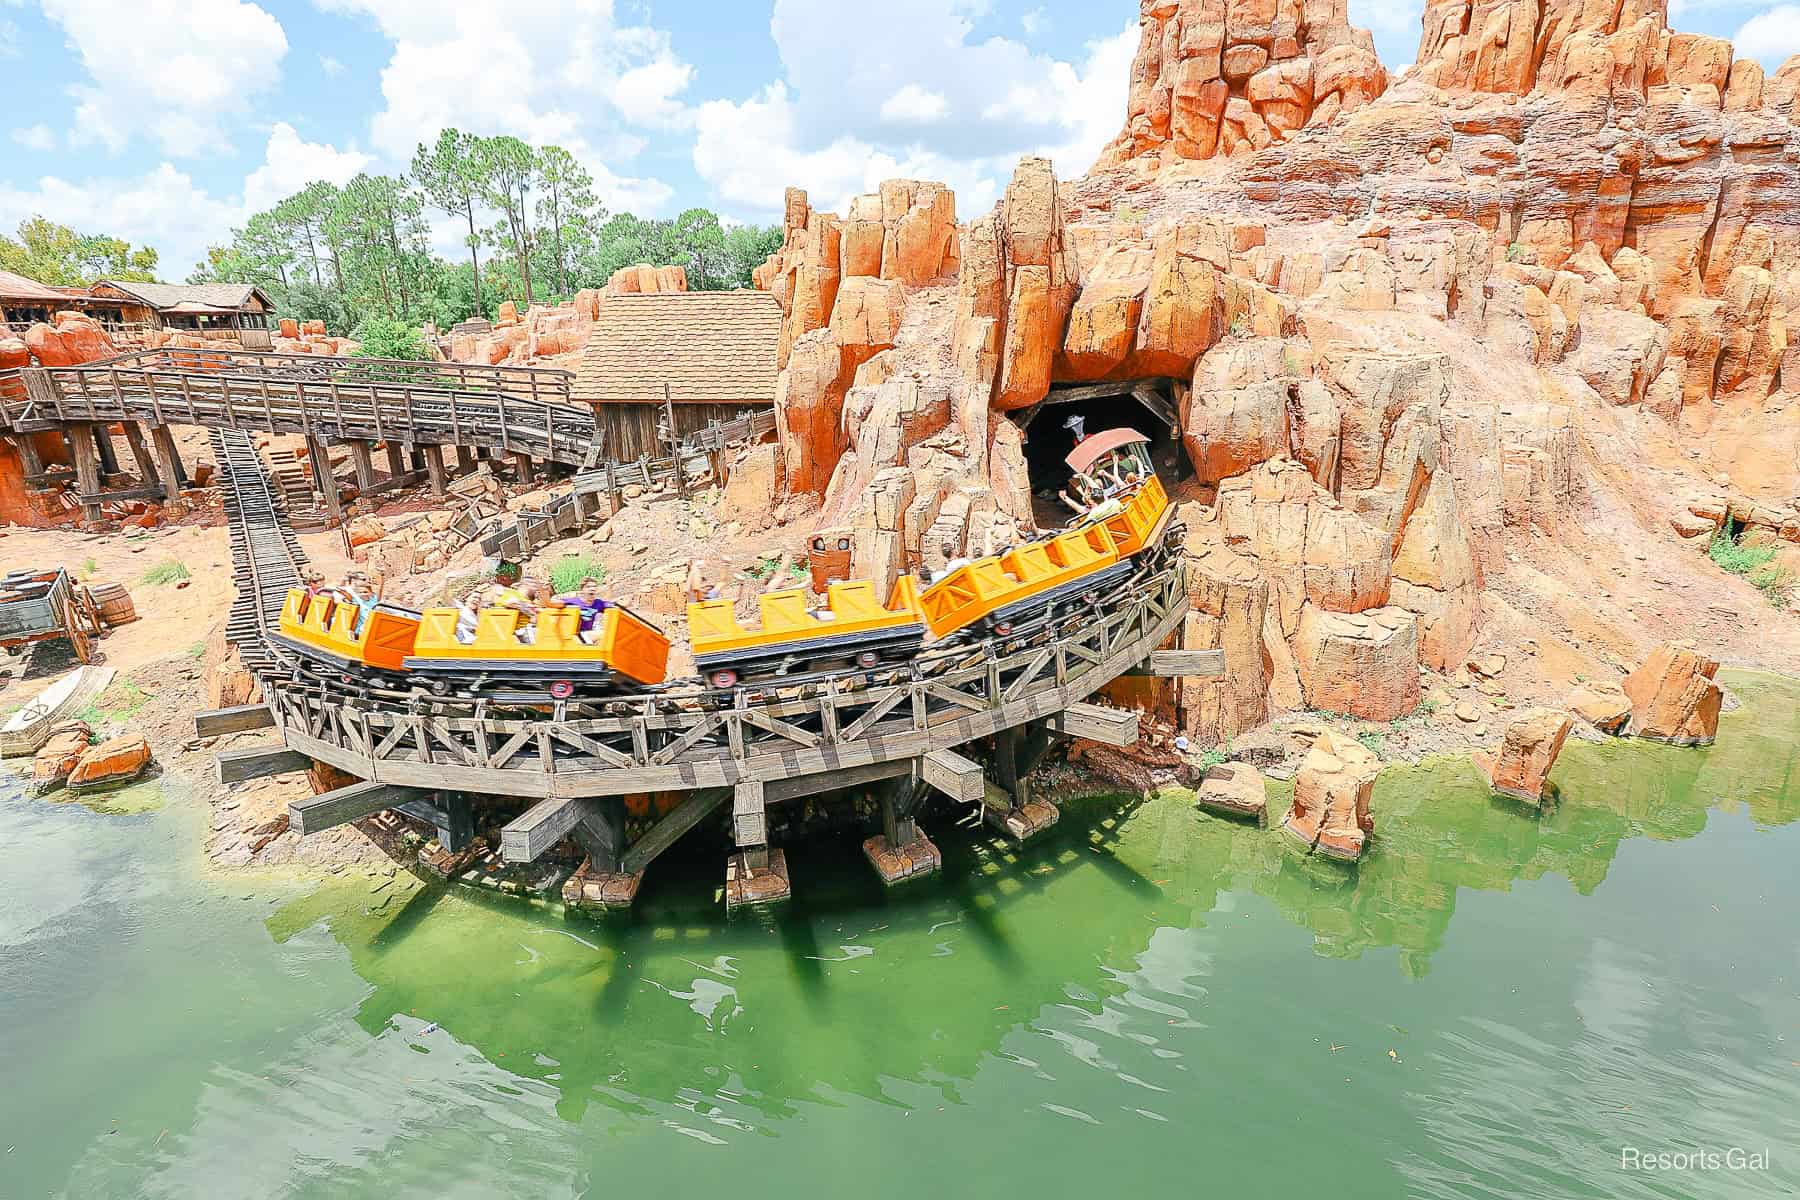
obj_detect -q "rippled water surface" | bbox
[4,673,1799,1198]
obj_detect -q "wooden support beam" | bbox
[349,441,377,494]
[500,796,586,863]
[620,787,729,876]
[995,726,1023,807]
[1127,649,1226,678]
[436,793,476,853]
[216,744,312,785]
[193,703,274,738]
[150,423,186,497]
[291,780,434,835]
[422,443,447,497]
[13,432,45,480]
[454,444,475,474]
[92,424,120,475]
[512,452,532,482]
[570,796,624,873]
[1047,701,1139,746]
[122,422,160,490]
[764,757,914,803]
[879,777,922,847]
[305,435,342,526]
[732,780,766,848]
[921,747,984,803]
[1130,382,1179,429]
[69,422,102,522]
[384,441,405,480]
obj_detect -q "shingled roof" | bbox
[93,280,273,312]
[0,270,69,304]
[572,291,782,406]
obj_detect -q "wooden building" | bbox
[0,270,72,332]
[89,281,277,348]
[571,290,782,459]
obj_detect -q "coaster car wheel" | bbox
[709,668,739,689]
[548,679,575,700]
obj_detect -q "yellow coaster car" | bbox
[919,523,1131,640]
[274,588,423,675]
[405,603,670,698]
[689,577,925,688]
[1098,474,1170,557]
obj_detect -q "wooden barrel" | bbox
[85,582,138,627]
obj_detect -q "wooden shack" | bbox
[571,291,781,459]
[89,281,276,348]
[0,270,70,332]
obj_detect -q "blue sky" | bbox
[2,0,1794,279]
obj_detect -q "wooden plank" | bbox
[620,787,730,875]
[291,781,432,835]
[732,779,766,848]
[1047,701,1139,746]
[764,756,915,803]
[921,747,985,804]
[1132,649,1225,678]
[216,744,312,784]
[500,796,586,863]
[193,703,274,737]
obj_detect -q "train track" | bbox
[211,428,308,671]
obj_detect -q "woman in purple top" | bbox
[553,576,612,636]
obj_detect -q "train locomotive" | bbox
[271,429,1171,699]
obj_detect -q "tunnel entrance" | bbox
[1017,379,1185,529]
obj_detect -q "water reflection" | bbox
[268,673,1800,1132]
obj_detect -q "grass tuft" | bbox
[546,555,607,596]
[1355,728,1388,759]
[1709,530,1791,609]
[140,560,190,586]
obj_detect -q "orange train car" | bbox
[406,603,670,698]
[274,589,422,674]
[917,521,1130,639]
[690,577,924,687]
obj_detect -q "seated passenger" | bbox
[454,587,484,643]
[512,581,547,644]
[552,576,612,643]
[341,570,382,633]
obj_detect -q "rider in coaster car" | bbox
[549,576,612,644]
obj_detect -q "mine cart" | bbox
[0,568,104,664]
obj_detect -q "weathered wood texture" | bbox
[193,704,275,737]
[216,744,312,784]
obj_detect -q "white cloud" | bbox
[41,0,288,155]
[1736,4,1800,66]
[0,17,19,60]
[1346,0,1428,37]
[880,84,950,124]
[1021,6,1049,35]
[12,123,56,152]
[320,54,345,76]
[0,164,238,275]
[239,123,373,213]
[0,124,375,275]
[610,53,695,128]
[695,14,1135,223]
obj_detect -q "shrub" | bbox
[140,560,190,586]
[1709,529,1792,608]
[1355,728,1387,759]
[547,555,607,596]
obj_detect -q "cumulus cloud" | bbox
[695,11,1135,222]
[1736,4,1800,66]
[880,84,951,124]
[320,55,345,76]
[610,53,695,128]
[1021,7,1049,35]
[41,0,288,155]
[12,123,55,152]
[0,124,377,274]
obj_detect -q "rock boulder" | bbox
[66,735,153,793]
[1283,729,1379,861]
[1473,707,1574,804]
[1622,642,1723,745]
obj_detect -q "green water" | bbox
[4,675,1799,1198]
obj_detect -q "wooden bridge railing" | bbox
[1,348,590,464]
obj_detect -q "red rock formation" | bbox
[22,314,116,367]
[1283,729,1378,860]
[1473,707,1574,803]
[66,734,153,792]
[1623,641,1723,744]
[1100,0,1387,167]
[607,264,689,294]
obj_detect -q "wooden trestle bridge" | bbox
[3,348,1213,910]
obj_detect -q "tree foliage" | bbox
[190,128,782,336]
[1,216,160,286]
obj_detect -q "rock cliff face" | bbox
[751,0,1800,741]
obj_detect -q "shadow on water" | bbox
[265,671,1800,1126]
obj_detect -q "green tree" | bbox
[413,129,491,317]
[327,174,433,321]
[0,216,159,285]
[533,144,601,298]
[273,182,343,294]
[478,136,539,307]
[721,223,784,290]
